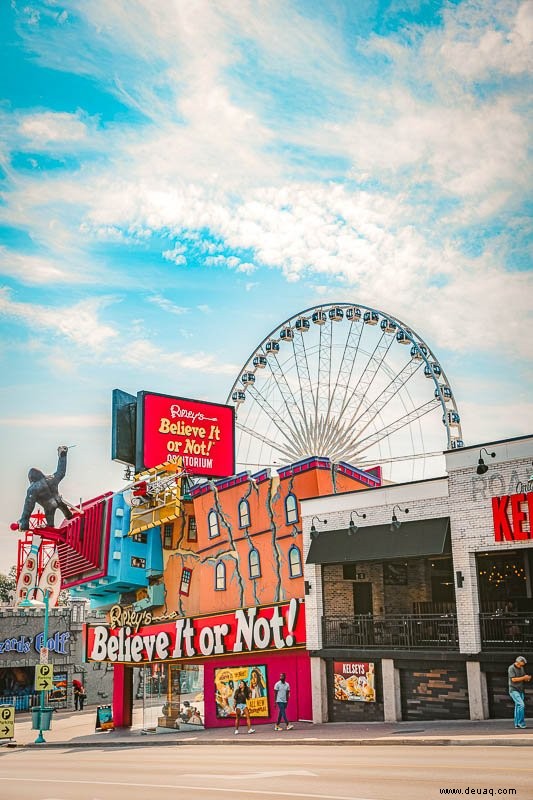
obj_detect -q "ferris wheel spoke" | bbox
[316,321,333,418]
[264,350,309,436]
[235,420,299,461]
[244,384,304,451]
[291,332,315,440]
[345,356,423,440]
[347,399,437,460]
[329,319,364,417]
[339,329,396,424]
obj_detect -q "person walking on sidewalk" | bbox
[508,655,531,728]
[72,679,86,711]
[233,680,255,735]
[274,672,293,731]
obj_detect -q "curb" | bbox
[9,735,533,749]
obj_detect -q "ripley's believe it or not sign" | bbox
[85,599,305,664]
[139,391,235,477]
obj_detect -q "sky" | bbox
[0,0,532,574]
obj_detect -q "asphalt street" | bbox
[1,744,532,800]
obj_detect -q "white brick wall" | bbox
[302,435,533,655]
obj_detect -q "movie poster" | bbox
[49,671,67,707]
[215,665,269,718]
[333,662,375,703]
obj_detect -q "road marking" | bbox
[1,777,374,800]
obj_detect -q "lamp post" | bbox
[19,586,50,744]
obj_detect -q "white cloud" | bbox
[0,288,118,350]
[0,246,89,285]
[19,111,89,144]
[147,295,189,315]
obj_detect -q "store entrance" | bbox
[135,663,204,733]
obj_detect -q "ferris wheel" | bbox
[226,303,464,482]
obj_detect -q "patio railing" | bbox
[479,613,533,650]
[322,614,459,650]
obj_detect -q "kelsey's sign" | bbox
[138,391,235,477]
[85,599,305,664]
[492,491,533,542]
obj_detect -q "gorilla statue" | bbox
[18,446,74,531]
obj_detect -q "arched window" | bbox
[238,499,251,528]
[215,561,226,591]
[288,545,302,578]
[285,493,299,524]
[208,510,220,538]
[249,548,261,579]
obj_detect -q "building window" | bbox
[215,561,226,591]
[131,557,146,569]
[285,493,299,524]
[131,532,147,544]
[187,516,197,542]
[249,548,261,579]
[162,522,174,549]
[238,499,250,528]
[288,545,302,578]
[180,567,192,596]
[208,510,220,538]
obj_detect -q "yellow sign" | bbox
[35,663,54,691]
[0,706,15,739]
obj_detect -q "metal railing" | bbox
[322,614,459,650]
[0,692,41,712]
[479,613,533,650]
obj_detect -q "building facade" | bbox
[77,457,379,730]
[303,435,533,723]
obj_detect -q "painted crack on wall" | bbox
[267,478,284,603]
[209,481,245,607]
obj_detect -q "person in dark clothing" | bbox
[18,446,73,530]
[72,679,86,711]
[233,680,255,734]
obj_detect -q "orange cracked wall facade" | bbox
[156,458,378,620]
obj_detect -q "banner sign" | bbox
[215,665,269,719]
[333,662,375,703]
[85,599,305,665]
[137,391,235,477]
[492,492,533,542]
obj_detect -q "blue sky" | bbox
[0,0,532,572]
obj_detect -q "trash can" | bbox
[31,707,54,731]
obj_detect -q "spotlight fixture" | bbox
[390,504,409,531]
[348,510,367,535]
[476,447,496,475]
[310,515,327,539]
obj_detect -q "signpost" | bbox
[0,706,15,740]
[35,664,54,691]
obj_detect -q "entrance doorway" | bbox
[353,582,373,615]
[135,663,204,733]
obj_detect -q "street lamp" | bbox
[19,586,51,744]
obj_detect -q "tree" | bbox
[0,565,17,603]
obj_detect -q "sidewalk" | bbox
[3,707,533,748]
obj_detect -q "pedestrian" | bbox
[508,655,531,729]
[274,672,293,731]
[72,679,86,711]
[233,679,255,735]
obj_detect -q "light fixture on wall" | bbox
[348,510,366,535]
[476,447,496,475]
[390,505,409,531]
[310,516,327,539]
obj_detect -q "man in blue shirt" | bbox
[508,656,531,729]
[274,672,294,731]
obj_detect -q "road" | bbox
[0,744,531,800]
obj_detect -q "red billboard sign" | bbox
[138,391,235,477]
[85,599,305,664]
[492,492,533,542]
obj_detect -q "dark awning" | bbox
[306,517,450,564]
